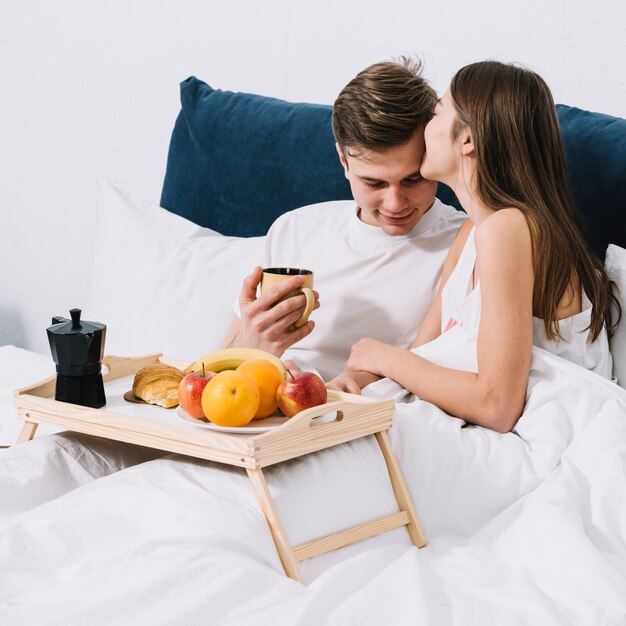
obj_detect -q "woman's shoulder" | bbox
[474,209,534,287]
[475,208,531,252]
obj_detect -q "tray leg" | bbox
[375,430,427,548]
[17,420,39,444]
[246,467,303,584]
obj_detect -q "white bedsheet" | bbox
[1,346,625,625]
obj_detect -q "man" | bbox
[224,58,466,381]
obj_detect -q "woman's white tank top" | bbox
[439,226,612,378]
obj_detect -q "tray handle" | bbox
[276,393,394,433]
[102,353,163,379]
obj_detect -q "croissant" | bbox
[132,363,184,408]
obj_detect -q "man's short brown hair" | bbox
[332,57,436,156]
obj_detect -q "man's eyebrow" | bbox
[405,170,422,178]
[358,171,423,183]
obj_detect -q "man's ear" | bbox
[460,130,475,157]
[336,142,349,177]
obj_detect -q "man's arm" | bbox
[223,266,319,357]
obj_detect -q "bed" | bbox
[1,76,626,625]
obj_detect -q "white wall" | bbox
[2,0,625,355]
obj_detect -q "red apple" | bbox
[178,370,215,419]
[276,372,327,417]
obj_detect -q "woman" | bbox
[328,61,620,433]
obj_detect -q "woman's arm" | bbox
[329,220,474,394]
[326,370,380,394]
[347,210,534,433]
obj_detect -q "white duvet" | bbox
[1,342,626,625]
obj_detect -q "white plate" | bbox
[175,406,289,434]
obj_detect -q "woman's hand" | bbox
[326,373,363,395]
[346,338,398,378]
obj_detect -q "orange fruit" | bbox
[201,370,260,427]
[236,359,285,419]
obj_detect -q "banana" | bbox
[185,348,287,378]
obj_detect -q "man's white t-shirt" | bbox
[238,199,466,381]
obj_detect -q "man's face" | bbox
[337,131,438,236]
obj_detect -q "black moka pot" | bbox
[47,308,107,408]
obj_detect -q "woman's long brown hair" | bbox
[450,61,621,341]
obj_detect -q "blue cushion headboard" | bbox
[161,76,626,259]
[160,77,351,237]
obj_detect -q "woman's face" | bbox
[421,89,463,185]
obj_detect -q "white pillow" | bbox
[606,244,626,388]
[0,346,60,446]
[84,179,265,362]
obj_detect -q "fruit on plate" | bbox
[276,371,328,418]
[201,370,260,427]
[177,366,216,419]
[185,347,287,378]
[236,359,284,419]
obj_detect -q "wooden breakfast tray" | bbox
[14,353,426,583]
